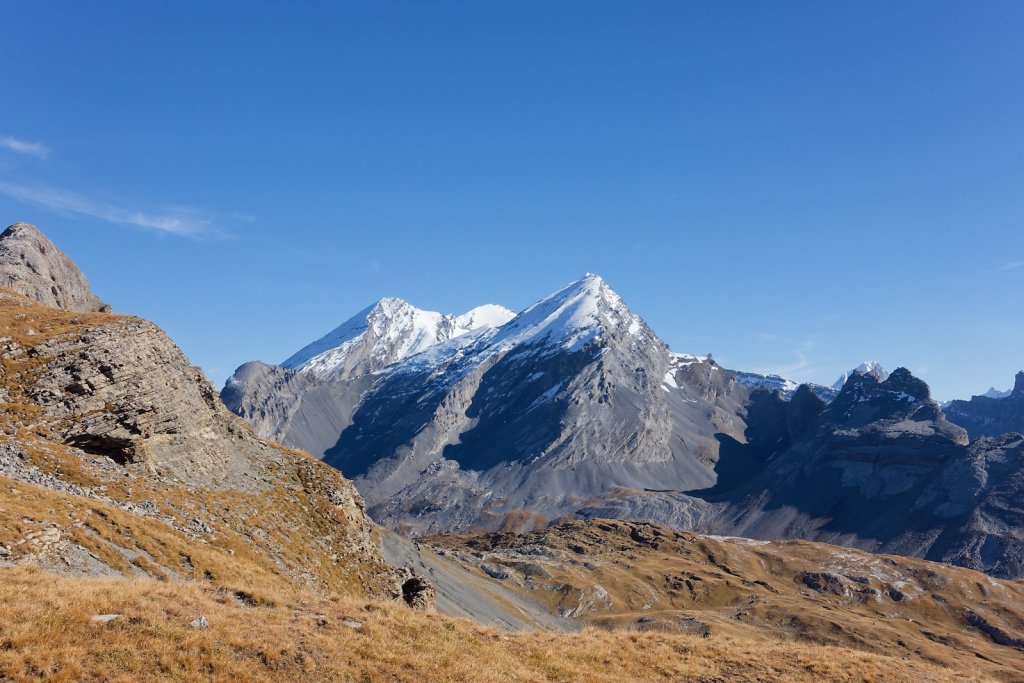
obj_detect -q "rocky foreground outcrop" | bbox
[0,289,404,599]
[0,222,108,312]
[0,223,414,601]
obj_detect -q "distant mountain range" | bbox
[224,274,1024,578]
[943,372,1024,439]
[3,221,1022,680]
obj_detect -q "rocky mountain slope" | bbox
[223,298,516,458]
[225,276,1024,579]
[0,222,108,312]
[0,224,405,602]
[698,369,1024,579]
[231,275,767,535]
[418,519,1024,680]
[945,371,1024,438]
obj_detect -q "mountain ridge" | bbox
[224,274,1024,578]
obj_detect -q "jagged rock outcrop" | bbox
[0,222,108,312]
[698,368,1024,578]
[945,371,1024,438]
[0,227,405,599]
[24,315,301,490]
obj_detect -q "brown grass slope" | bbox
[0,566,981,683]
[0,290,399,600]
[426,519,1024,681]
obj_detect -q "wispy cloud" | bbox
[0,180,223,238]
[995,260,1024,272]
[754,337,819,378]
[0,135,49,160]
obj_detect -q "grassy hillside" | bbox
[0,290,398,600]
[0,566,979,683]
[425,519,1024,681]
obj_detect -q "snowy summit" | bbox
[282,297,514,380]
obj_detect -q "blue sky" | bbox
[1,1,1021,399]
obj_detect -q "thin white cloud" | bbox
[754,338,819,378]
[0,135,49,159]
[995,260,1024,272]
[0,180,223,238]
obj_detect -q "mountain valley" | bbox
[1,221,1021,681]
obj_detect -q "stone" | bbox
[400,577,436,611]
[91,614,121,623]
[189,615,210,629]
[0,222,108,312]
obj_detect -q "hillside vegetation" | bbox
[0,566,979,683]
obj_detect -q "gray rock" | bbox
[800,572,851,598]
[189,615,210,629]
[230,275,751,536]
[699,369,1024,579]
[400,576,436,611]
[0,222,108,312]
[480,563,515,580]
[0,223,403,598]
[90,614,122,623]
[945,371,1024,438]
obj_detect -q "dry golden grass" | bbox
[0,566,983,683]
[0,289,396,600]
[428,520,1024,681]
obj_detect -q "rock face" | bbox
[0,227,404,599]
[227,275,756,535]
[27,315,292,491]
[225,275,1024,579]
[945,371,1024,438]
[221,360,375,459]
[699,368,1024,578]
[0,222,108,312]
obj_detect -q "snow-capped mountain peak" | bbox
[455,304,515,331]
[488,273,646,353]
[281,297,512,381]
[833,361,889,390]
[981,386,1012,399]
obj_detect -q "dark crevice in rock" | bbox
[65,433,138,465]
[401,576,436,611]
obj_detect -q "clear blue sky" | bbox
[1,1,1021,400]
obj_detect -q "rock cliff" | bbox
[0,222,108,312]
[0,225,405,600]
